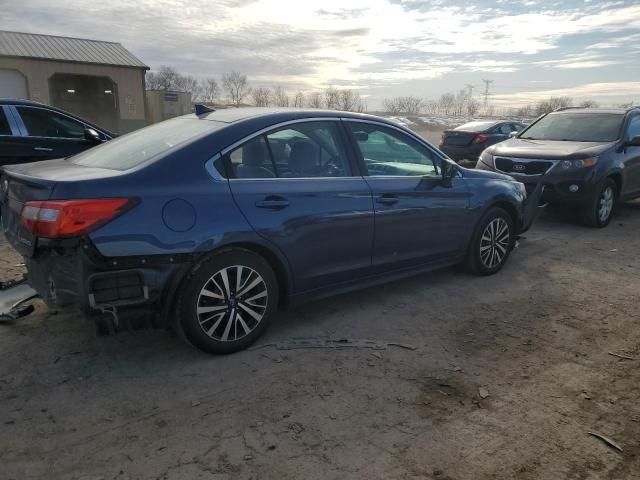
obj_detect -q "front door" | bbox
[13,105,95,162]
[226,120,375,293]
[345,121,471,272]
[621,113,640,197]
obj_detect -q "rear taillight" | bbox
[474,134,488,144]
[21,198,137,238]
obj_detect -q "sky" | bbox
[1,0,639,110]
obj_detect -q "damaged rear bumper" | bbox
[24,239,192,327]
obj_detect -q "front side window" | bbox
[227,121,351,179]
[0,109,11,135]
[348,123,439,177]
[17,107,85,139]
[520,113,624,142]
[625,115,640,141]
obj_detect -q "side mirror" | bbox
[441,160,458,187]
[84,128,102,144]
[509,131,518,138]
[624,135,640,148]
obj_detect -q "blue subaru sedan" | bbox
[0,108,540,354]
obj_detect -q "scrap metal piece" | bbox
[0,282,38,322]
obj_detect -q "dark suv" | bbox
[476,107,640,227]
[0,99,113,167]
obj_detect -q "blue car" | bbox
[0,108,540,354]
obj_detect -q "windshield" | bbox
[70,118,220,170]
[520,113,623,142]
[454,121,496,131]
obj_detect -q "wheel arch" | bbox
[488,199,519,228]
[161,240,292,329]
[608,172,622,197]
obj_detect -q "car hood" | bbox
[461,166,514,182]
[488,138,614,159]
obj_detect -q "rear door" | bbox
[13,105,95,162]
[345,121,471,272]
[226,119,375,293]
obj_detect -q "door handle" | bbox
[33,147,53,152]
[255,196,290,209]
[376,194,399,205]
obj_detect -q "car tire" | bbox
[464,207,514,275]
[178,248,279,354]
[580,178,616,228]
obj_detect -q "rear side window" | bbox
[0,109,11,135]
[226,121,351,179]
[70,118,219,171]
[17,106,85,138]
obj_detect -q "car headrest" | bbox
[242,141,267,167]
[289,141,317,174]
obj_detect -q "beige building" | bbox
[0,30,149,133]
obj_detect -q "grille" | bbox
[495,157,552,175]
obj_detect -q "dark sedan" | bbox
[0,99,113,167]
[439,120,526,162]
[1,108,540,354]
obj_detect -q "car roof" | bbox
[185,107,396,125]
[0,98,114,135]
[550,108,627,115]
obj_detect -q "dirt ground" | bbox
[1,201,640,480]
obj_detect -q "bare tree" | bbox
[293,91,305,108]
[466,97,480,116]
[324,87,340,109]
[338,90,360,112]
[251,87,272,107]
[535,96,572,115]
[579,100,599,108]
[146,65,181,90]
[307,92,323,109]
[272,86,289,107]
[198,78,220,103]
[438,93,456,116]
[515,104,534,117]
[222,71,250,107]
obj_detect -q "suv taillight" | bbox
[21,198,137,238]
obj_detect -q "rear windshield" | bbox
[454,121,496,131]
[69,118,219,170]
[520,113,624,142]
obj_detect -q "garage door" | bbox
[0,69,28,99]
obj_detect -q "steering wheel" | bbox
[320,157,342,176]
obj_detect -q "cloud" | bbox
[0,0,639,107]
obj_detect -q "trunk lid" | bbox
[1,159,119,257]
[441,130,478,147]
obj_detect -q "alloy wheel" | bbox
[479,217,510,269]
[598,186,614,223]
[196,265,268,342]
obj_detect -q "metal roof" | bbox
[0,30,149,69]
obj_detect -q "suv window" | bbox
[625,115,640,141]
[17,106,86,139]
[348,123,439,177]
[227,121,351,179]
[0,109,11,135]
[520,113,624,142]
[511,123,525,133]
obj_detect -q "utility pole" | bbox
[466,84,475,97]
[482,79,493,108]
